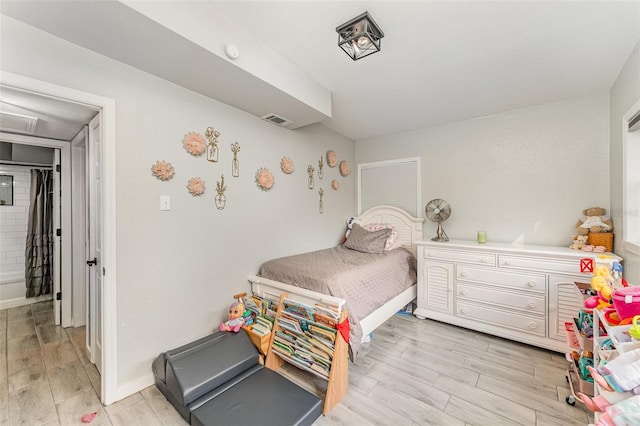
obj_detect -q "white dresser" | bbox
[414,240,622,353]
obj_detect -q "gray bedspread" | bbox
[258,245,417,356]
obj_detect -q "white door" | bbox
[53,149,61,325]
[86,114,103,374]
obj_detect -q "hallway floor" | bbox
[0,300,187,426]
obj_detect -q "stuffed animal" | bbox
[576,207,614,236]
[570,235,589,250]
[219,300,245,332]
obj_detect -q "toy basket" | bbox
[612,286,640,320]
[588,232,614,252]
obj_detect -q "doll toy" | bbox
[219,300,246,332]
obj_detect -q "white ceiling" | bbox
[1,1,639,142]
[213,1,640,140]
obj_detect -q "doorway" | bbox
[0,71,117,404]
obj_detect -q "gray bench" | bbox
[152,331,322,426]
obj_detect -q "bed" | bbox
[247,205,424,357]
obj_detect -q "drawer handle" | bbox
[529,323,537,329]
[460,271,469,278]
[460,290,467,296]
[503,261,510,266]
[528,281,536,288]
[460,308,468,315]
[426,252,434,257]
[480,258,487,263]
[528,302,536,309]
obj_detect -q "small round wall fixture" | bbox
[225,43,240,60]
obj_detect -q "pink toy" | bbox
[219,301,245,332]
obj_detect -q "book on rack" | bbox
[283,298,314,320]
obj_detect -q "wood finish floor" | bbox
[1,301,593,425]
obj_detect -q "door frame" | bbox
[0,71,118,405]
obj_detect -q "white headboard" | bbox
[355,205,424,255]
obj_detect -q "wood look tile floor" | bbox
[1,301,593,425]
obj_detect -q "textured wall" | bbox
[356,93,610,247]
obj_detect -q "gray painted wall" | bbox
[356,93,610,247]
[1,16,355,393]
[610,39,640,283]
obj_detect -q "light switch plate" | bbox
[160,195,171,211]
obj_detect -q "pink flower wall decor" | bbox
[187,177,205,196]
[256,167,274,191]
[182,132,206,156]
[326,150,338,167]
[339,160,351,177]
[280,157,294,174]
[151,161,175,181]
[331,179,339,190]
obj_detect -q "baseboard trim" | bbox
[116,373,155,404]
[0,294,53,310]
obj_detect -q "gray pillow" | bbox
[343,223,392,254]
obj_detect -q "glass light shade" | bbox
[336,12,384,61]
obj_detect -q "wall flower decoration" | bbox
[151,161,175,181]
[331,179,339,190]
[182,132,206,156]
[281,157,294,174]
[205,127,220,162]
[215,174,227,209]
[187,177,205,196]
[256,167,274,191]
[339,160,351,177]
[326,150,338,167]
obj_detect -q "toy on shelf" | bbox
[220,293,250,332]
[585,266,616,310]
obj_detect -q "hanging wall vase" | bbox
[205,127,220,162]
[307,165,315,189]
[339,160,351,177]
[318,188,324,214]
[230,142,240,177]
[151,161,175,181]
[326,150,338,167]
[281,157,294,174]
[187,177,205,196]
[318,156,324,179]
[256,167,274,191]
[183,132,206,156]
[215,174,227,209]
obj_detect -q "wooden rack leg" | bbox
[265,293,286,371]
[322,311,349,415]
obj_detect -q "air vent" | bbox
[0,111,39,134]
[261,113,293,127]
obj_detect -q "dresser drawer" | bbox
[456,302,546,337]
[498,255,581,275]
[457,283,545,314]
[423,249,496,267]
[456,267,545,293]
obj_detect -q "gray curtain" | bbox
[25,169,53,298]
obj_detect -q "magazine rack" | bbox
[265,292,349,415]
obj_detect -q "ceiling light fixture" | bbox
[336,11,384,61]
